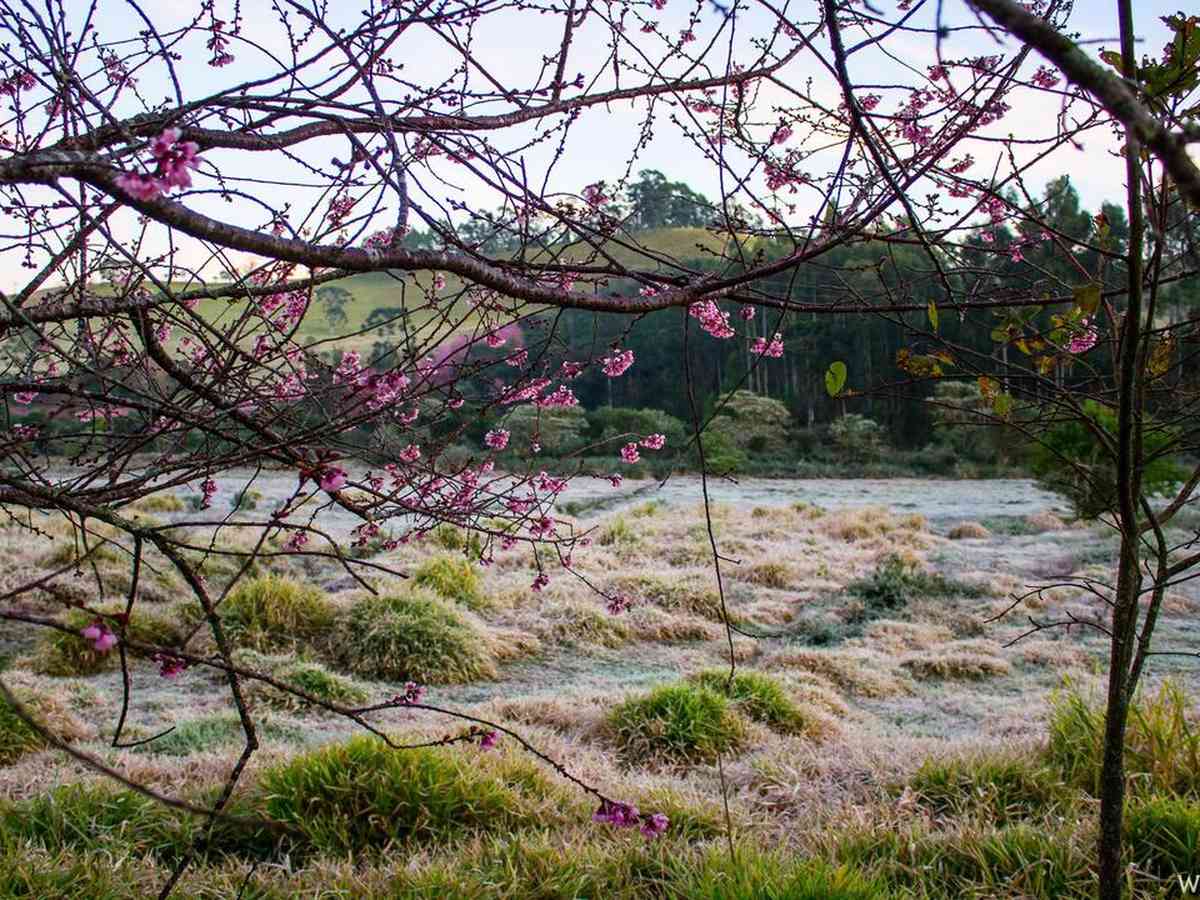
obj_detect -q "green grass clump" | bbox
[1125,796,1200,881]
[690,670,813,735]
[606,681,748,765]
[413,555,488,611]
[597,516,640,548]
[0,783,275,864]
[0,686,81,763]
[333,588,496,683]
[1048,679,1200,798]
[428,523,484,559]
[847,555,983,622]
[907,754,1072,824]
[31,606,184,676]
[130,712,301,756]
[240,653,370,711]
[259,735,553,854]
[216,575,337,651]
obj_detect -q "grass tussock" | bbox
[605,573,727,621]
[0,684,86,764]
[906,753,1074,824]
[948,521,991,539]
[30,606,184,676]
[527,599,631,649]
[689,669,834,739]
[334,588,497,683]
[605,681,748,765]
[235,651,371,711]
[129,494,186,514]
[766,649,910,699]
[215,575,337,651]
[259,735,557,854]
[1125,796,1200,881]
[1048,679,1200,798]
[412,555,488,611]
[899,646,1012,681]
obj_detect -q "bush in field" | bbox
[333,589,496,683]
[828,414,887,463]
[606,681,747,764]
[499,404,589,455]
[708,391,792,456]
[1031,400,1185,519]
[587,406,689,451]
[413,555,488,611]
[215,576,337,652]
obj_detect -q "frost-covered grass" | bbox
[1,496,1194,898]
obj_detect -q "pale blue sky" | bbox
[0,0,1193,290]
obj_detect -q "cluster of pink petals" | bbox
[115,129,201,202]
[601,349,634,377]
[394,681,424,705]
[688,300,734,338]
[200,478,218,509]
[13,390,36,405]
[478,730,499,750]
[531,572,550,592]
[606,593,633,615]
[537,385,579,408]
[640,433,666,450]
[592,800,668,839]
[620,442,641,464]
[153,652,189,679]
[81,621,118,653]
[1068,319,1098,355]
[398,444,421,464]
[319,466,348,492]
[751,333,785,358]
[484,428,510,450]
[607,473,623,488]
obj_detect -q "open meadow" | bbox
[4,476,1199,898]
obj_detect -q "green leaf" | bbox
[993,392,1014,419]
[927,300,939,332]
[990,327,1010,344]
[824,361,847,397]
[1073,282,1101,317]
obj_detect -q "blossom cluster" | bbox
[115,129,201,202]
[593,800,669,838]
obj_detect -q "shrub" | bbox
[846,555,982,627]
[412,555,487,611]
[606,681,747,764]
[216,575,337,651]
[907,754,1072,824]
[501,404,589,455]
[689,669,816,735]
[1031,400,1186,519]
[1047,679,1200,798]
[586,406,688,450]
[32,606,184,676]
[829,414,887,462]
[1125,796,1200,880]
[259,735,551,854]
[334,588,496,683]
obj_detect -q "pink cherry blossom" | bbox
[484,429,509,450]
[620,442,640,464]
[319,466,348,492]
[531,572,549,592]
[1068,320,1098,355]
[688,300,734,338]
[751,333,785,358]
[479,730,499,749]
[601,349,634,377]
[641,812,669,838]
[116,172,165,201]
[640,433,666,450]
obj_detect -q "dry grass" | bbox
[764,649,911,699]
[948,521,991,540]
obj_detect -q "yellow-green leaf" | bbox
[993,392,1014,419]
[1073,282,1102,317]
[824,361,847,397]
[927,300,939,332]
